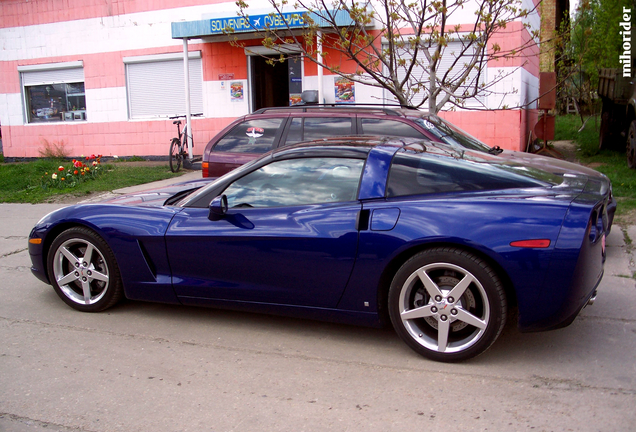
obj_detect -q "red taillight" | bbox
[510,239,551,248]
[202,161,209,178]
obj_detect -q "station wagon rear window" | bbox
[283,117,353,146]
[360,118,426,139]
[213,118,283,153]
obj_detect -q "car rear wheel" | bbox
[388,248,506,362]
[170,138,183,173]
[47,227,123,312]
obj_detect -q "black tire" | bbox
[170,138,182,173]
[627,120,636,169]
[388,247,507,362]
[47,227,124,312]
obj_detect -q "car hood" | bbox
[98,178,212,206]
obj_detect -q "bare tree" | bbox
[231,0,540,113]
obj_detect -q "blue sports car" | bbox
[29,137,609,362]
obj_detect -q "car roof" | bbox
[269,135,455,160]
[250,104,431,119]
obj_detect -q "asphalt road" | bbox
[1,196,635,432]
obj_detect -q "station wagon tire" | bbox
[388,248,506,362]
[47,227,124,312]
[627,120,636,169]
[170,138,182,173]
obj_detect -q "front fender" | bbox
[29,204,182,304]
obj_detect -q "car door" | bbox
[165,156,365,308]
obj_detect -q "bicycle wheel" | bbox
[169,138,182,172]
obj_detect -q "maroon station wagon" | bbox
[201,106,491,178]
[200,104,617,233]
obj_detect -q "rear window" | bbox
[387,150,546,197]
[360,118,426,139]
[213,118,283,153]
[283,117,353,146]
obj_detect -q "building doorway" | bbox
[248,51,303,111]
[250,56,289,111]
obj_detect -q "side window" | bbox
[387,151,540,197]
[223,158,364,208]
[283,117,353,146]
[360,118,426,139]
[213,118,283,153]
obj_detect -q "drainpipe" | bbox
[183,38,193,160]
[317,30,323,103]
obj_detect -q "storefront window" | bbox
[25,82,86,123]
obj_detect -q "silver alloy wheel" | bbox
[398,262,489,353]
[52,238,110,305]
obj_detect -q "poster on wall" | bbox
[230,82,244,102]
[334,78,355,104]
[289,93,303,106]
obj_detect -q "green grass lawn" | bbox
[555,115,636,217]
[0,158,183,203]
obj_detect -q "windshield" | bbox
[179,155,270,207]
[413,116,492,152]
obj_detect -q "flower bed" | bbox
[41,155,103,189]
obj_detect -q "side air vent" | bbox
[137,240,157,279]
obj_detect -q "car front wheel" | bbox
[388,248,506,362]
[47,227,123,312]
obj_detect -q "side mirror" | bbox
[208,195,228,221]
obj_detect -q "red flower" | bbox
[74,170,78,175]
[58,166,64,171]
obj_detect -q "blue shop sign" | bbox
[172,9,359,39]
[210,12,307,34]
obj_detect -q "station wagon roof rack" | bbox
[253,103,420,116]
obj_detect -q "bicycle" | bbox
[169,113,202,172]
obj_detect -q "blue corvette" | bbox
[29,137,610,362]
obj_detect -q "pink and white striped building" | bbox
[0,0,542,159]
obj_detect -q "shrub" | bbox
[38,139,69,159]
